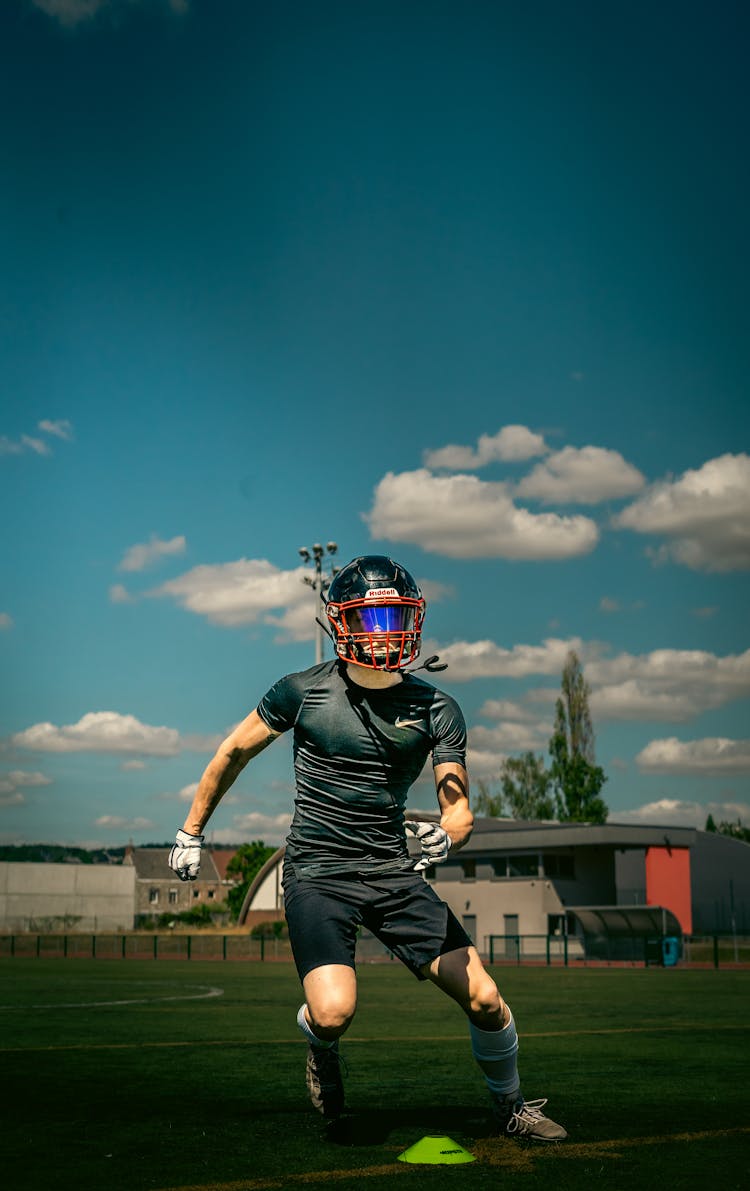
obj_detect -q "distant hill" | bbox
[0,843,167,864]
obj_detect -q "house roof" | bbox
[208,848,241,882]
[127,847,220,882]
[567,905,683,937]
[407,813,699,853]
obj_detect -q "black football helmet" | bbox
[325,555,425,671]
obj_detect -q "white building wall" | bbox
[432,876,567,954]
[248,862,284,911]
[0,863,136,931]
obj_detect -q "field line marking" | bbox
[155,1164,414,1190]
[0,985,224,1010]
[2,1020,749,1053]
[153,1127,750,1190]
[473,1124,750,1166]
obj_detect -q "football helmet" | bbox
[325,555,425,671]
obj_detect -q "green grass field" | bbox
[1,958,748,1190]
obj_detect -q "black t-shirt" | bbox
[257,660,466,877]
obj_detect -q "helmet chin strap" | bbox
[405,654,448,673]
[319,614,447,675]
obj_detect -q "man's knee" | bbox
[468,976,504,1021]
[303,966,358,1036]
[307,995,356,1034]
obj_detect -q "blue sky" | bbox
[1,0,748,847]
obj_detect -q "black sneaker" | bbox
[492,1091,567,1141]
[305,1042,345,1118]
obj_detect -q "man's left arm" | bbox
[405,762,473,871]
[434,761,473,851]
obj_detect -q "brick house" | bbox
[124,846,226,921]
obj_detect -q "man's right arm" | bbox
[182,709,280,837]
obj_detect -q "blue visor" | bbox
[350,604,415,634]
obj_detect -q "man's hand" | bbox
[168,829,204,881]
[405,820,451,871]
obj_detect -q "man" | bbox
[169,555,566,1141]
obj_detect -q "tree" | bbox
[706,817,750,844]
[225,841,277,921]
[549,650,608,824]
[500,752,556,819]
[472,778,505,818]
[472,753,555,820]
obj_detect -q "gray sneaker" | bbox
[305,1042,345,1118]
[492,1092,567,1141]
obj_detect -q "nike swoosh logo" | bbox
[395,717,425,729]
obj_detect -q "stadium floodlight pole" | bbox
[298,540,339,664]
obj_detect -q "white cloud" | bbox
[587,647,750,721]
[423,425,548,470]
[121,760,146,771]
[0,768,52,803]
[430,636,585,682]
[614,453,750,572]
[366,470,599,560]
[517,446,645,505]
[0,613,13,630]
[38,419,74,441]
[30,0,188,28]
[589,682,707,722]
[466,747,511,779]
[477,699,539,722]
[153,559,316,637]
[109,583,134,604]
[1,434,51,456]
[0,792,25,808]
[118,534,186,573]
[95,815,156,830]
[599,596,620,613]
[21,435,51,456]
[4,770,52,788]
[1,420,74,458]
[418,578,455,604]
[11,711,183,756]
[469,720,551,753]
[636,737,750,775]
[210,811,292,847]
[611,798,750,828]
[524,645,750,723]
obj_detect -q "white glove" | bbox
[168,829,204,881]
[405,821,451,871]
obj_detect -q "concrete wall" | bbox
[249,861,284,912]
[690,833,750,932]
[431,869,567,954]
[0,863,136,931]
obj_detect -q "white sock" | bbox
[296,1002,335,1048]
[469,1010,520,1097]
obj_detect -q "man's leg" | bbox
[297,964,357,1118]
[423,946,567,1141]
[301,963,357,1041]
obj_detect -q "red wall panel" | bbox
[645,846,692,934]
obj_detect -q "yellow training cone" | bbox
[397,1135,476,1164]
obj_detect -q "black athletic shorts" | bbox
[282,862,473,982]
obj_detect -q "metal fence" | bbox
[1,931,748,967]
[485,932,750,968]
[0,933,295,962]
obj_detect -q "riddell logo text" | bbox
[364,588,399,599]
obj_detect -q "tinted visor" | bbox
[348,604,416,634]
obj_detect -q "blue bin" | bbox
[661,936,680,966]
